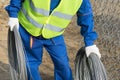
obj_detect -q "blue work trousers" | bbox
[19,24,73,80]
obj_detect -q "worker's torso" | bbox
[18,0,82,38]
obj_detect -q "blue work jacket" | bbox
[5,0,98,47]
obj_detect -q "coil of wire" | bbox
[8,27,28,80]
[74,47,108,80]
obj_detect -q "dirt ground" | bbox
[0,0,120,80]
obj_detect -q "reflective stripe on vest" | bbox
[18,0,83,38]
[21,7,43,28]
[52,11,72,20]
[21,7,64,32]
[30,0,73,20]
[45,24,64,32]
[30,0,49,16]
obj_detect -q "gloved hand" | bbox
[85,45,101,58]
[8,17,19,31]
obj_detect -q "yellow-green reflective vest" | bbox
[18,0,83,39]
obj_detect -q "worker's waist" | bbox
[35,35,46,40]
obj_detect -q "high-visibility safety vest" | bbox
[18,0,83,39]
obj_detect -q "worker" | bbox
[5,0,101,80]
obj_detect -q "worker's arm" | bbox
[5,0,24,17]
[77,0,101,58]
[77,0,97,46]
[5,0,23,31]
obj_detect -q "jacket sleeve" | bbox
[5,0,24,17]
[77,0,98,47]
